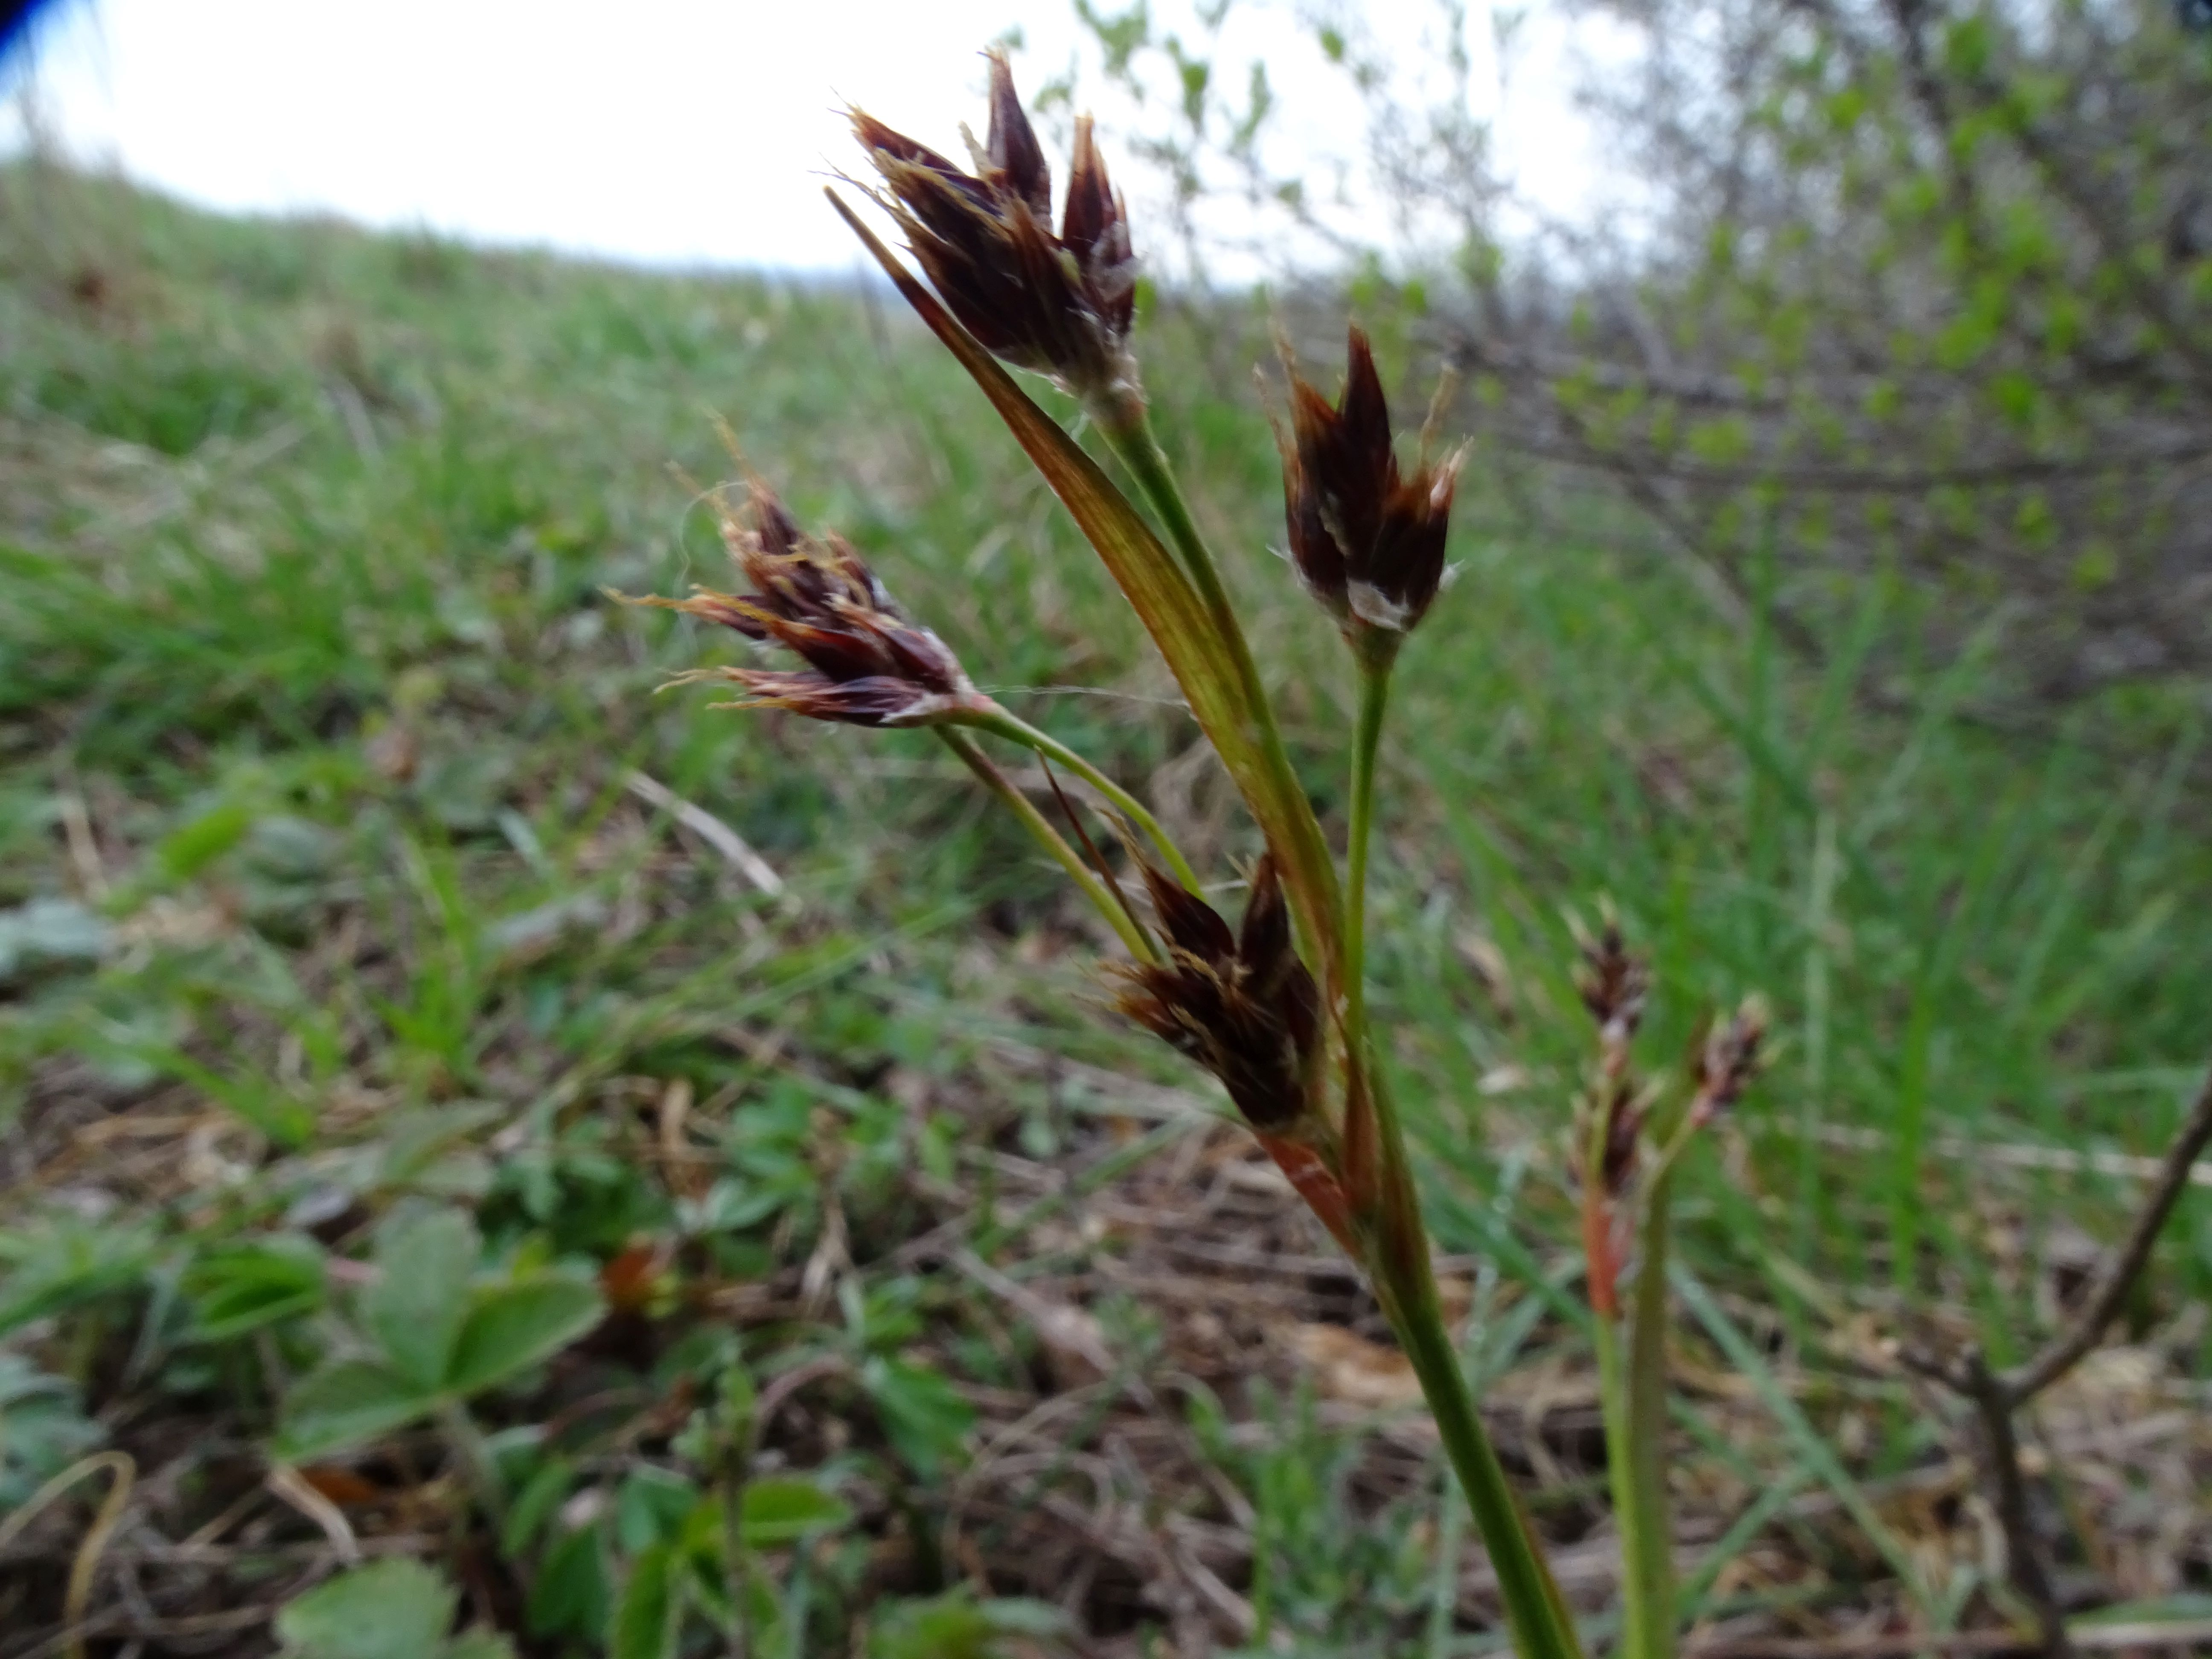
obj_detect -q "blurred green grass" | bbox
[3,157,2209,1650]
[7,147,2211,1395]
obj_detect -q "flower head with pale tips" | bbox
[1275,326,1462,645]
[849,50,1138,402]
[632,483,989,729]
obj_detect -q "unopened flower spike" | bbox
[1275,326,1464,645]
[627,482,990,729]
[849,49,1138,402]
[1685,997,1768,1132]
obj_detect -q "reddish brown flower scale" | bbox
[1112,855,1323,1132]
[1278,327,1461,638]
[984,49,1051,219]
[850,53,1137,399]
[1575,922,1650,1047]
[649,486,986,730]
[1062,117,1136,340]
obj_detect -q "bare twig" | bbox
[2000,1069,2212,1405]
[1903,1062,2212,1659]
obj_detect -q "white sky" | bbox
[0,0,1601,275]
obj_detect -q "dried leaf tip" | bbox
[633,483,988,730]
[848,51,1138,401]
[1276,326,1461,642]
[1112,854,1324,1133]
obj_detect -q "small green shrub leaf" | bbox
[606,1540,679,1659]
[860,1356,975,1477]
[527,1521,611,1639]
[276,1359,434,1461]
[276,1558,453,1659]
[739,1475,852,1545]
[615,1464,698,1552]
[500,1455,575,1557]
[442,1277,603,1397]
[364,1207,477,1390]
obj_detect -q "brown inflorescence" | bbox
[1575,920,1650,1070]
[1277,327,1461,640]
[850,51,1137,400]
[638,484,987,729]
[1686,998,1768,1131]
[1112,854,1324,1133]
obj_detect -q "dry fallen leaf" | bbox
[1289,1323,1425,1409]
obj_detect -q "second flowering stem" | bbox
[964,705,1200,893]
[937,728,1155,962]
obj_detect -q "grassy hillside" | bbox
[2,160,2208,1656]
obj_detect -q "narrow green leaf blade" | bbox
[1671,1264,1931,1611]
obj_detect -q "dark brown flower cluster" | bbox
[1113,855,1324,1133]
[1278,328,1461,641]
[851,51,1137,399]
[1686,1001,1768,1132]
[1576,922,1652,1197]
[643,485,984,729]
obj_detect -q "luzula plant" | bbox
[636,52,1763,1659]
[1570,921,1767,1659]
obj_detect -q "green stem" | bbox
[1625,1170,1679,1659]
[1594,1310,1646,1657]
[1383,1248,1587,1659]
[1345,646,1397,1063]
[937,728,1155,961]
[963,705,1201,891]
[1094,402,1342,981]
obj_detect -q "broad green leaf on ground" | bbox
[442,1277,603,1397]
[868,1588,1071,1659]
[276,1558,454,1659]
[275,1360,436,1462]
[527,1522,612,1640]
[606,1540,678,1659]
[364,1206,477,1390]
[615,1464,698,1552]
[860,1355,976,1478]
[0,896,109,984]
[738,1475,853,1545]
[0,1355,103,1507]
[500,1455,576,1557]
